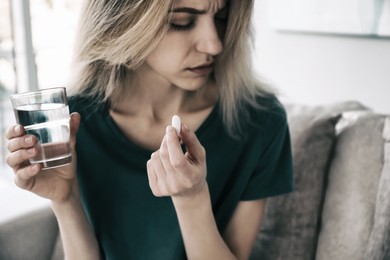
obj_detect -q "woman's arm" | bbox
[147,125,265,259]
[223,199,266,259]
[51,183,101,260]
[172,186,265,260]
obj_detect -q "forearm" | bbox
[51,185,101,260]
[172,184,236,260]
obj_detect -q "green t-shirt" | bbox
[69,94,293,260]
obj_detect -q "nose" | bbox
[195,19,223,56]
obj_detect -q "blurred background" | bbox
[0,0,389,222]
[253,0,390,114]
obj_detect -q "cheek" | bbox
[146,36,188,73]
[148,52,176,72]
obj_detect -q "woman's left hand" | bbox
[147,124,207,198]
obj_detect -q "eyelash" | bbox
[170,21,196,31]
[170,13,228,32]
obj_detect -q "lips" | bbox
[187,63,214,75]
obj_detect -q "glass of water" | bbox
[10,87,71,169]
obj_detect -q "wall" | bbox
[253,0,390,114]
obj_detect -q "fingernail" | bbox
[14,125,21,134]
[166,126,174,134]
[25,136,32,144]
[27,147,35,154]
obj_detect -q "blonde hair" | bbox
[215,0,274,136]
[69,0,275,137]
[69,0,173,101]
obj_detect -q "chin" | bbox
[176,76,211,91]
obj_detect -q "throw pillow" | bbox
[364,116,390,260]
[0,207,59,260]
[315,113,386,260]
[250,101,367,260]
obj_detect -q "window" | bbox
[0,0,16,179]
[0,0,81,220]
[30,0,81,88]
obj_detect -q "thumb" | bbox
[69,112,81,150]
[179,124,205,163]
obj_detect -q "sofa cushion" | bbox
[0,207,59,260]
[315,112,387,260]
[250,101,367,260]
[364,116,390,260]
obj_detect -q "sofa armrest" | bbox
[0,207,61,260]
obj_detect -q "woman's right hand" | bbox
[5,112,81,202]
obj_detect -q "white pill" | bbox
[172,115,181,135]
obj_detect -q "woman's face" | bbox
[143,0,228,91]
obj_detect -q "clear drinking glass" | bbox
[10,87,71,169]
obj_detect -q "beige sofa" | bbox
[1,101,389,260]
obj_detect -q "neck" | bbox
[110,65,216,123]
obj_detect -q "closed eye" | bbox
[170,20,196,31]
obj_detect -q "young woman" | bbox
[5,0,293,259]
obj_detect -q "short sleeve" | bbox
[241,117,294,200]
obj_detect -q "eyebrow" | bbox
[170,6,228,15]
[170,7,207,14]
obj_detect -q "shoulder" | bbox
[246,94,288,132]
[68,94,105,122]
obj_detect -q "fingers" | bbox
[165,126,187,170]
[14,163,41,189]
[146,122,207,197]
[7,134,38,153]
[5,125,24,140]
[146,160,158,186]
[147,157,163,197]
[179,124,205,163]
[69,112,81,149]
[150,150,167,177]
[148,136,182,196]
[157,124,204,170]
[6,143,41,191]
[6,146,37,168]
[5,124,38,171]
[150,148,173,192]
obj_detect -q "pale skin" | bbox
[5,0,266,259]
